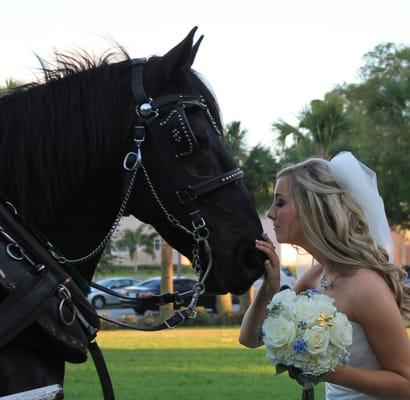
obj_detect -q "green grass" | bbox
[65,328,325,400]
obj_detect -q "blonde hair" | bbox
[277,157,410,319]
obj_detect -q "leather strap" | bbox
[90,281,190,308]
[151,94,205,110]
[177,168,244,204]
[130,59,148,105]
[88,341,115,400]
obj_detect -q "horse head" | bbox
[128,28,266,294]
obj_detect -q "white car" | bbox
[88,277,141,309]
[253,268,296,293]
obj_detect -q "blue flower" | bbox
[301,288,321,297]
[293,339,308,354]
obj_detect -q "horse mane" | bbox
[0,45,223,230]
[0,47,133,226]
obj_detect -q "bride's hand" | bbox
[256,232,281,296]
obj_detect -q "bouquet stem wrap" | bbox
[302,388,314,400]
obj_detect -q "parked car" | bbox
[253,268,296,293]
[88,277,141,309]
[122,276,219,313]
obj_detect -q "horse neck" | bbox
[43,168,124,282]
[0,64,134,281]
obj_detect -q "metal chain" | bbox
[54,167,139,264]
[191,242,202,275]
[140,165,195,238]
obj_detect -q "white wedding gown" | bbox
[326,321,382,400]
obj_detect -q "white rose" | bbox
[315,293,335,305]
[268,289,296,310]
[329,313,353,349]
[315,294,337,315]
[291,298,320,325]
[262,316,297,348]
[266,344,289,364]
[303,326,330,355]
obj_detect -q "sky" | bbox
[1,0,409,149]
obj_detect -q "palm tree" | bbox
[243,145,278,212]
[224,121,248,166]
[96,239,117,275]
[159,239,174,320]
[273,94,352,159]
[115,226,156,273]
[0,78,24,96]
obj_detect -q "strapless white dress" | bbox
[326,322,382,400]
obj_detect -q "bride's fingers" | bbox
[255,240,279,270]
[264,260,281,292]
[261,232,274,244]
[255,239,276,253]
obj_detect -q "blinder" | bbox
[158,105,199,159]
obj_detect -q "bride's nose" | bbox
[267,204,276,221]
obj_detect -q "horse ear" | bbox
[187,35,204,66]
[160,27,201,79]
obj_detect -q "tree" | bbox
[273,93,353,160]
[224,121,248,166]
[225,121,278,213]
[115,226,156,273]
[0,78,24,96]
[159,239,174,320]
[243,145,278,212]
[96,239,117,275]
[333,43,410,228]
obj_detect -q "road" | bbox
[98,304,240,321]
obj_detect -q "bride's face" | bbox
[267,176,304,245]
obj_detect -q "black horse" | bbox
[0,28,265,397]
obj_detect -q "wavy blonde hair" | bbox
[277,157,410,319]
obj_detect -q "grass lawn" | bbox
[65,328,325,400]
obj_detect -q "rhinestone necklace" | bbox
[320,272,339,290]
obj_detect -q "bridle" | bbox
[50,58,244,328]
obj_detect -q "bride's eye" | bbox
[276,199,285,207]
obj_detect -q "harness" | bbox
[0,59,244,400]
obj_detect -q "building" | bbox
[112,215,410,274]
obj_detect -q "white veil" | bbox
[328,152,394,263]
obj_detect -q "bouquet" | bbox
[262,289,352,399]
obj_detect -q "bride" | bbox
[239,152,410,399]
